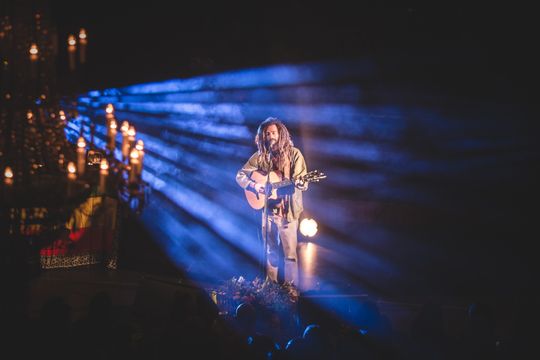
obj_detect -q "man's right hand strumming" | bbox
[250,182,266,194]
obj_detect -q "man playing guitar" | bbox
[236,117,309,290]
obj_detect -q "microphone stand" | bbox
[261,150,272,282]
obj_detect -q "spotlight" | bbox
[300,217,318,237]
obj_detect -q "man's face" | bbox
[265,124,279,150]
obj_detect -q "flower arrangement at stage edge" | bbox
[214,276,298,315]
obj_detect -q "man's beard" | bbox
[266,139,277,152]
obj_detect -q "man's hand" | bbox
[251,182,266,194]
[294,178,308,190]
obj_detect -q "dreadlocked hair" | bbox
[255,117,294,171]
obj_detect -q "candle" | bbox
[127,126,136,157]
[4,166,13,186]
[135,139,144,176]
[120,121,130,161]
[105,103,114,127]
[76,136,86,175]
[67,34,76,71]
[67,161,76,197]
[29,43,38,79]
[78,28,87,64]
[129,148,139,184]
[107,117,116,137]
[108,119,117,152]
[121,133,129,162]
[99,159,109,194]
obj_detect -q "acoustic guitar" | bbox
[244,169,326,210]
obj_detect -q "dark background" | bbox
[49,2,535,95]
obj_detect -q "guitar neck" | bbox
[272,179,293,189]
[271,172,321,189]
[260,170,324,191]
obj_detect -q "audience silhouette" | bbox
[1,280,533,359]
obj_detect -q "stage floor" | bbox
[14,206,523,343]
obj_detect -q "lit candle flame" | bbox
[127,126,136,137]
[106,103,114,114]
[68,34,76,48]
[67,162,76,174]
[110,119,117,129]
[78,28,87,43]
[29,43,38,55]
[26,110,33,120]
[121,121,129,133]
[77,136,86,148]
[100,159,109,171]
[130,148,139,159]
[135,139,144,151]
[4,166,13,179]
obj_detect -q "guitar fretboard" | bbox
[271,179,293,189]
[271,171,324,189]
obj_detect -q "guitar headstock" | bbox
[302,170,327,183]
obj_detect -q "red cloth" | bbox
[39,196,118,268]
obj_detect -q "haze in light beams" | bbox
[70,59,536,322]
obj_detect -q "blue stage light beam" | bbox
[68,59,537,324]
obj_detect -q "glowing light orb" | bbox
[300,218,318,237]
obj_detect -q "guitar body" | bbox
[245,170,283,210]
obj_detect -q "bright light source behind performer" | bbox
[300,218,318,237]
